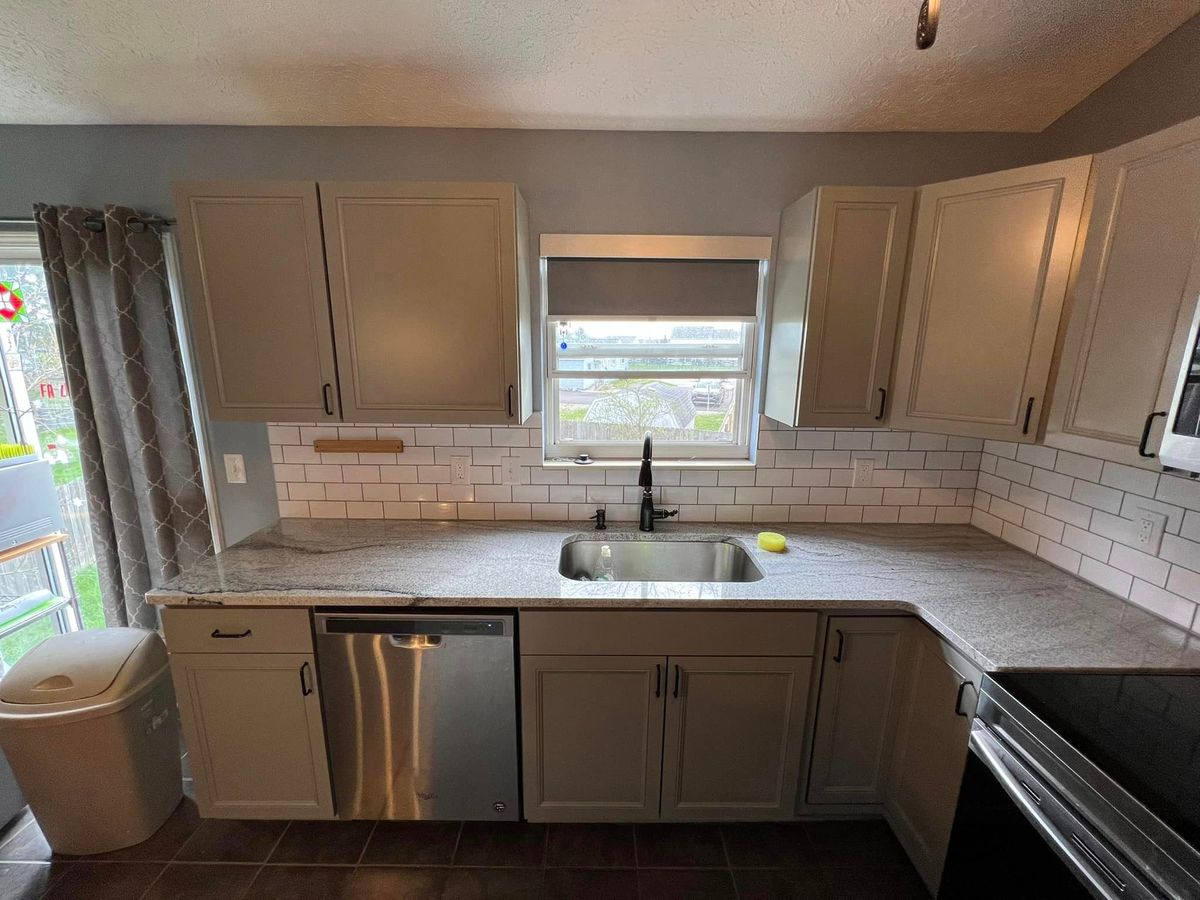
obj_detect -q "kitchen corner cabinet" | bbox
[173,182,340,421]
[320,182,533,423]
[765,186,914,427]
[1047,117,1200,466]
[889,156,1092,442]
[885,623,982,894]
[161,608,334,820]
[173,180,532,424]
[806,616,908,805]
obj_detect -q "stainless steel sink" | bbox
[559,538,764,583]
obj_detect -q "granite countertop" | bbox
[149,519,1200,674]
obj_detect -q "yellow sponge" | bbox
[757,531,787,553]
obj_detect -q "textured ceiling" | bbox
[1,1,1197,131]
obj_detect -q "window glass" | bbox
[546,319,755,460]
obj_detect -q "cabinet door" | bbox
[765,187,914,427]
[884,628,981,893]
[807,617,908,805]
[890,157,1091,441]
[170,652,334,819]
[521,655,666,822]
[1048,118,1200,466]
[661,656,810,821]
[173,182,339,421]
[320,182,525,424]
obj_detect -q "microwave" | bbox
[1159,297,1200,474]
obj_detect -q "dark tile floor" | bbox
[0,801,930,899]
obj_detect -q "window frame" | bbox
[0,229,45,457]
[543,315,760,462]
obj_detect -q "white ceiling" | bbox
[1,1,1197,131]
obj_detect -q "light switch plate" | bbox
[223,453,246,484]
[450,456,470,485]
[1134,508,1167,554]
[852,458,875,487]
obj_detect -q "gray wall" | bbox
[1040,12,1200,157]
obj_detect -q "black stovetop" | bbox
[994,671,1200,849]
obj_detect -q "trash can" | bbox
[0,628,181,855]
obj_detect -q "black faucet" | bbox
[638,432,678,532]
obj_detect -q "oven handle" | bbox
[969,723,1150,900]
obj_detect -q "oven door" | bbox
[1159,294,1200,473]
[939,722,1163,900]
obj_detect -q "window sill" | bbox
[542,457,757,470]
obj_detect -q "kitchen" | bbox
[0,3,1199,899]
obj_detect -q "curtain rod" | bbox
[0,215,176,231]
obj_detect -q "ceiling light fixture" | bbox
[916,0,941,49]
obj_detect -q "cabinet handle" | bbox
[1138,410,1168,458]
[507,384,514,418]
[299,661,313,696]
[322,382,334,417]
[210,628,251,639]
[672,664,681,699]
[1021,396,1035,435]
[954,680,973,718]
[833,628,846,663]
[654,664,662,698]
[874,387,887,421]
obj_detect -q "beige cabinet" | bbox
[1048,117,1200,466]
[765,187,915,427]
[320,182,533,423]
[885,625,982,894]
[890,157,1092,442]
[173,182,340,421]
[173,180,532,424]
[807,617,909,805]
[661,656,810,821]
[521,655,665,822]
[170,651,334,820]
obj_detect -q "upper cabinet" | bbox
[1046,118,1200,467]
[320,182,532,424]
[174,182,340,421]
[764,187,914,427]
[173,180,532,424]
[889,157,1092,442]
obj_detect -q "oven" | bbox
[940,675,1200,900]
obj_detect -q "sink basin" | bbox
[559,538,764,583]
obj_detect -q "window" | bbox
[545,317,758,460]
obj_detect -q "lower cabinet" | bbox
[661,656,810,821]
[884,624,982,893]
[170,650,335,819]
[521,642,813,822]
[806,616,909,805]
[520,655,665,821]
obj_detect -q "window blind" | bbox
[546,258,760,318]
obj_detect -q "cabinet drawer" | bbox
[520,611,817,657]
[161,607,313,654]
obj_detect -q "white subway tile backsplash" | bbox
[1030,467,1073,499]
[1099,462,1159,498]
[994,457,1033,486]
[1109,543,1171,587]
[1129,579,1196,628]
[1078,557,1132,598]
[1001,521,1039,554]
[1016,444,1057,471]
[1156,473,1200,512]
[1070,479,1123,515]
[1036,537,1081,574]
[1055,451,1103,482]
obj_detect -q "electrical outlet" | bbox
[450,456,470,485]
[223,453,246,484]
[500,457,520,484]
[852,458,875,487]
[1135,509,1167,554]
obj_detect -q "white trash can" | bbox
[0,628,181,855]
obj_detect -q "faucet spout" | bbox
[637,432,678,531]
[638,431,653,489]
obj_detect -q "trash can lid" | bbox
[0,628,164,706]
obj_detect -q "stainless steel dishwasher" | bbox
[314,612,518,821]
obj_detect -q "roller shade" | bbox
[546,258,760,318]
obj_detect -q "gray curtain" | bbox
[34,205,212,628]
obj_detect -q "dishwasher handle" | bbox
[316,614,511,638]
[388,634,443,650]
